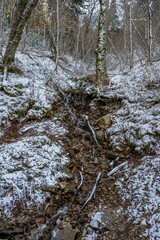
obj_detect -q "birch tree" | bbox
[129,1,133,68]
[3,0,39,68]
[96,0,109,86]
[147,0,153,63]
[0,0,4,55]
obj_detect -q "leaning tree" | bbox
[3,0,39,68]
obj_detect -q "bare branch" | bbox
[107,161,128,177]
[82,172,102,210]
[77,171,84,190]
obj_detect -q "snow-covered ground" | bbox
[0,50,88,217]
[0,121,68,216]
[0,50,88,127]
[107,62,160,153]
[0,49,159,239]
[116,156,160,239]
[105,62,160,239]
[84,61,160,239]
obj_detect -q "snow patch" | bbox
[116,156,160,239]
[0,121,68,217]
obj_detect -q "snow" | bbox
[90,211,103,229]
[0,47,160,239]
[0,50,88,216]
[116,156,160,239]
[105,62,160,154]
[102,60,160,239]
[0,122,68,217]
[0,49,88,128]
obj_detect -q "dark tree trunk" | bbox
[3,0,39,67]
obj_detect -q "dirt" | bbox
[0,87,148,239]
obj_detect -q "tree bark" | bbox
[129,2,133,69]
[96,0,109,86]
[0,0,4,55]
[148,0,153,63]
[3,0,39,67]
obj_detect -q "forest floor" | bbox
[0,50,159,240]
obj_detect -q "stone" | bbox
[51,221,78,240]
[96,129,104,138]
[36,217,45,227]
[97,114,112,129]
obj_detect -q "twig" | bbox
[107,161,128,177]
[92,148,98,164]
[3,65,7,82]
[81,172,102,210]
[84,115,99,146]
[77,171,84,190]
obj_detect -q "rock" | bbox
[51,221,78,240]
[96,129,104,139]
[89,207,121,232]
[97,114,112,129]
[36,217,45,227]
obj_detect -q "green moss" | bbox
[14,84,24,89]
[44,108,53,118]
[28,99,36,108]
[0,64,23,75]
[33,105,42,111]
[0,64,3,73]
[9,65,23,75]
[14,99,36,118]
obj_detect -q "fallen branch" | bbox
[81,172,102,210]
[92,148,98,164]
[0,229,23,238]
[107,161,128,177]
[84,115,99,146]
[77,171,84,190]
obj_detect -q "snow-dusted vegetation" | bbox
[0,0,160,239]
[105,62,160,240]
[107,62,160,153]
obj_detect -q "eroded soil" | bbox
[0,88,154,240]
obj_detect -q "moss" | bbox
[0,64,3,73]
[33,105,42,111]
[44,108,53,118]
[0,64,23,75]
[15,107,28,117]
[28,99,36,108]
[8,166,23,173]
[14,99,36,118]
[9,65,23,75]
[14,83,24,89]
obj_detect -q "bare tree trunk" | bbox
[129,2,133,69]
[0,0,4,55]
[42,0,57,60]
[55,0,59,72]
[148,0,153,63]
[96,0,109,86]
[3,0,39,67]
